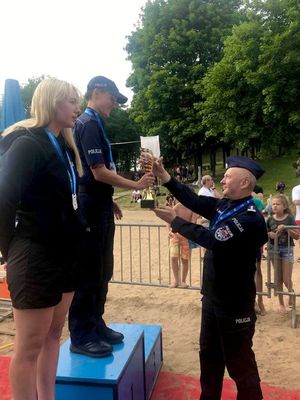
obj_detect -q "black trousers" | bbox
[199,297,263,400]
[68,222,115,345]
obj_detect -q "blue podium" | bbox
[55,324,162,400]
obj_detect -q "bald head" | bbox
[201,175,214,188]
[220,167,257,199]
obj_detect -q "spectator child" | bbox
[267,194,299,314]
[168,202,197,288]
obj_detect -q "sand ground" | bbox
[0,210,299,390]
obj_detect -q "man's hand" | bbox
[113,202,123,220]
[153,206,176,224]
[136,173,155,190]
[152,158,171,184]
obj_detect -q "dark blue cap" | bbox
[87,76,128,104]
[226,156,265,179]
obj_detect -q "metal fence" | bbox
[0,224,299,328]
[112,223,203,290]
[112,223,300,328]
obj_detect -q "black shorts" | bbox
[7,236,77,309]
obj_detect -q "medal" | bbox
[72,194,78,210]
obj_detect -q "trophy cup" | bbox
[140,148,156,209]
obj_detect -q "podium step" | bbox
[111,324,163,400]
[55,323,163,400]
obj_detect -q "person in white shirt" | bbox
[197,176,221,256]
[292,184,300,262]
[198,175,221,198]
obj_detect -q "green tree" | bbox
[126,0,243,166]
[20,76,46,117]
[200,20,265,155]
[106,108,141,172]
[201,0,300,156]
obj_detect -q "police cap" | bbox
[87,76,128,104]
[226,156,265,179]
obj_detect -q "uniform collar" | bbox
[227,195,252,207]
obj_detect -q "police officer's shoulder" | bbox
[246,204,257,215]
[77,112,94,126]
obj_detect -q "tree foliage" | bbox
[105,108,141,172]
[200,0,300,156]
[20,76,46,117]
[126,0,243,164]
[126,0,300,162]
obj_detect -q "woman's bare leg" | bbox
[37,292,74,400]
[10,307,55,400]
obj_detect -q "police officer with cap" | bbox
[68,76,154,357]
[151,155,268,400]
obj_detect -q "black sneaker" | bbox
[70,340,112,358]
[98,321,124,345]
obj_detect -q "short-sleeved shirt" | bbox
[198,187,216,197]
[266,214,296,247]
[74,108,114,208]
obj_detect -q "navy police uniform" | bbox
[165,157,268,400]
[68,107,117,349]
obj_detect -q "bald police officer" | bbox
[151,156,267,400]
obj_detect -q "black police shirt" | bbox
[74,110,114,202]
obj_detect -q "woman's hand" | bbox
[136,172,155,190]
[113,202,123,220]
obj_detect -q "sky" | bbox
[0,0,148,104]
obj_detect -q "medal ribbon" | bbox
[212,198,254,229]
[84,107,116,170]
[45,128,77,199]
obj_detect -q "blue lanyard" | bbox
[84,107,116,170]
[45,128,77,195]
[212,198,254,229]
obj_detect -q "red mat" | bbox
[1,356,300,400]
[0,357,10,400]
[152,371,300,400]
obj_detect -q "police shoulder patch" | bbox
[215,225,233,241]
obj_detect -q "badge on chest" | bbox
[215,225,233,241]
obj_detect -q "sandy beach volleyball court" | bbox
[1,209,300,391]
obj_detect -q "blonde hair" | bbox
[3,78,83,176]
[272,194,292,215]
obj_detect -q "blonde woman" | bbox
[0,79,84,400]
